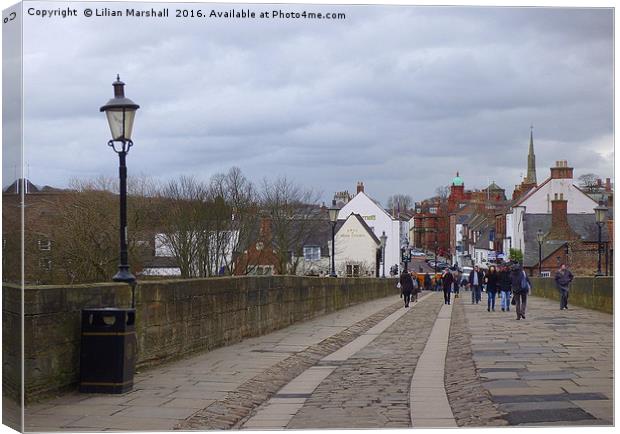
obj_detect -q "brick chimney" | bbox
[550,160,574,180]
[357,181,365,194]
[259,214,272,241]
[546,193,579,241]
[605,178,611,192]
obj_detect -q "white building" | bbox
[334,213,381,277]
[337,182,403,272]
[504,161,598,255]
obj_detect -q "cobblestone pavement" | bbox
[447,289,613,427]
[286,292,442,429]
[178,299,403,430]
[24,289,613,430]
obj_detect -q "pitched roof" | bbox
[341,191,395,221]
[522,213,610,267]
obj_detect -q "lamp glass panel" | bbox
[105,108,136,140]
[328,208,339,222]
[595,207,607,223]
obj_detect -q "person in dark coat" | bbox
[451,266,461,298]
[400,270,414,308]
[424,273,432,291]
[468,265,484,304]
[498,264,512,312]
[510,262,531,320]
[411,273,421,303]
[485,265,499,312]
[554,263,574,310]
[441,268,454,305]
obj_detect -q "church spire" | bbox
[525,125,537,185]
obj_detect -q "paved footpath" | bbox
[447,290,613,426]
[24,289,613,431]
[25,295,403,431]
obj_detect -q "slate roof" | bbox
[474,220,495,250]
[522,213,610,267]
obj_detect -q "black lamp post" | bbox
[434,239,438,274]
[402,240,410,273]
[380,231,387,278]
[536,229,544,276]
[100,75,139,285]
[328,204,339,277]
[594,204,608,277]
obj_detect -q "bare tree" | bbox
[209,167,258,275]
[156,176,210,278]
[46,178,154,284]
[578,173,600,193]
[386,194,413,211]
[260,176,322,275]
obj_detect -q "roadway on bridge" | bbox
[25,289,613,431]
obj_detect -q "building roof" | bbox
[522,213,610,267]
[452,172,464,186]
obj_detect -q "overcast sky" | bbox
[6,1,614,205]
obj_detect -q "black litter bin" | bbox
[79,308,136,394]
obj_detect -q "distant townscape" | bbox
[2,131,613,285]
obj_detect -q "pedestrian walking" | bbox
[411,272,421,303]
[485,265,499,311]
[451,266,461,298]
[468,265,484,304]
[510,262,531,320]
[554,263,574,310]
[441,267,454,305]
[423,272,431,291]
[498,264,511,312]
[399,270,414,308]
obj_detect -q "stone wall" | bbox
[530,277,613,314]
[3,276,398,402]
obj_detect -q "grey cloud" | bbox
[18,3,613,205]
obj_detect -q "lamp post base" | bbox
[329,273,337,278]
[594,271,604,277]
[113,267,136,283]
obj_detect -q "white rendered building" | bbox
[336,183,402,272]
[334,213,381,277]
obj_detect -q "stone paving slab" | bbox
[453,291,613,427]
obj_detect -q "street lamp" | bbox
[594,203,608,276]
[100,75,139,285]
[401,240,410,272]
[434,239,438,274]
[380,231,387,278]
[536,229,544,276]
[328,203,339,277]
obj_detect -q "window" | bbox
[38,239,51,251]
[346,264,360,277]
[303,246,321,261]
[541,271,551,278]
[255,266,273,276]
[429,207,438,214]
